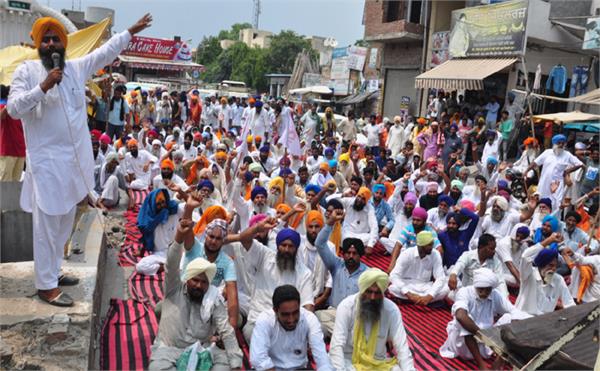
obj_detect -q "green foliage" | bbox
[217,22,253,41]
[354,39,369,47]
[195,36,222,66]
[266,30,312,73]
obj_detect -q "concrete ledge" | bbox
[0,210,106,370]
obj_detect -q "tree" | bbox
[196,36,222,66]
[217,22,253,41]
[354,39,369,47]
[266,30,312,73]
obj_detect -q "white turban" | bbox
[473,268,499,288]
[152,139,162,146]
[182,258,216,283]
[492,195,509,211]
[105,152,119,163]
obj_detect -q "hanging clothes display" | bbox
[545,64,567,94]
[533,64,542,90]
[569,65,589,97]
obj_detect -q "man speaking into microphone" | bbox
[7,14,152,306]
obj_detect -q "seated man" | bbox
[148,219,242,370]
[152,158,188,200]
[427,194,455,232]
[232,168,276,230]
[515,233,575,315]
[95,152,122,210]
[389,231,447,305]
[437,207,480,270]
[495,224,530,288]
[440,268,525,370]
[448,234,508,298]
[250,285,333,371]
[370,183,395,239]
[563,246,600,303]
[329,268,415,371]
[124,138,157,207]
[136,189,182,272]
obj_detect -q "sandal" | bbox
[38,290,74,307]
[58,275,80,286]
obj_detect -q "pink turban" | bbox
[249,213,268,228]
[412,207,428,221]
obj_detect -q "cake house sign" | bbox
[122,36,192,62]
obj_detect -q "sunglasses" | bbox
[42,35,61,43]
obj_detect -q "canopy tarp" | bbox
[337,90,379,105]
[288,85,332,95]
[532,111,600,123]
[415,58,517,91]
[0,18,111,85]
[563,122,600,133]
[512,88,600,106]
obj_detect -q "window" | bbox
[408,0,422,24]
[383,0,403,22]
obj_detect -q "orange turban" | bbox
[276,204,292,214]
[193,205,228,235]
[215,151,227,161]
[319,162,330,171]
[417,117,427,125]
[306,210,324,227]
[161,158,175,170]
[165,141,175,151]
[31,17,68,49]
[249,97,256,104]
[254,135,262,142]
[357,186,372,201]
[127,138,138,149]
[523,137,538,147]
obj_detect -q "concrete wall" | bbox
[0,182,32,263]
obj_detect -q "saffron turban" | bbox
[31,17,68,49]
[276,204,292,214]
[319,162,330,171]
[357,187,372,201]
[269,176,284,191]
[161,159,175,170]
[473,268,499,288]
[193,205,228,235]
[215,151,227,161]
[127,138,138,148]
[306,210,324,227]
[276,228,301,249]
[358,268,389,294]
[181,258,216,283]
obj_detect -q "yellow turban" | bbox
[338,153,350,163]
[358,268,389,294]
[215,151,227,161]
[325,179,337,191]
[416,231,434,246]
[31,17,68,49]
[182,258,216,283]
[269,176,284,191]
[357,186,372,201]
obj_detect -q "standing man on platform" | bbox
[7,14,153,306]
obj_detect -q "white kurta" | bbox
[301,112,319,144]
[389,247,446,301]
[387,124,407,157]
[569,253,600,303]
[124,149,157,189]
[534,149,583,200]
[8,30,132,215]
[450,250,508,297]
[329,294,416,371]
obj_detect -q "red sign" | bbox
[122,36,192,61]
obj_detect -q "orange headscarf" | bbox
[193,205,228,235]
[31,17,68,49]
[161,158,175,170]
[186,156,209,185]
[306,210,324,227]
[357,187,372,201]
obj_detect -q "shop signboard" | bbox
[319,49,333,66]
[302,73,322,87]
[330,57,350,80]
[332,47,349,59]
[329,79,349,95]
[347,46,368,71]
[368,48,378,69]
[583,17,600,50]
[367,79,379,92]
[448,0,528,58]
[431,31,450,67]
[122,36,193,62]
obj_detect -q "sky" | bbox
[47,0,366,47]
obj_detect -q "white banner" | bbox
[347,46,367,71]
[277,108,301,156]
[330,57,350,80]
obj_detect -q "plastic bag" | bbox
[176,341,213,371]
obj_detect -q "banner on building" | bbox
[448,0,528,58]
[330,57,350,80]
[329,79,349,95]
[122,36,193,61]
[302,73,322,87]
[332,47,349,59]
[368,48,378,69]
[367,79,379,92]
[583,17,600,50]
[347,46,368,71]
[431,31,450,67]
[319,50,333,66]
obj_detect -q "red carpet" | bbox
[128,271,164,307]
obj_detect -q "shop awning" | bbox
[415,58,518,90]
[512,88,600,106]
[289,86,332,95]
[532,111,600,123]
[117,55,204,72]
[337,90,379,105]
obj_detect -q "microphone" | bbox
[51,52,61,85]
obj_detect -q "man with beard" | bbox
[298,211,334,311]
[427,194,455,232]
[371,183,395,238]
[152,158,188,200]
[233,168,276,230]
[235,220,313,343]
[525,134,584,201]
[250,285,332,371]
[327,186,378,255]
[448,233,508,298]
[148,219,242,370]
[92,139,104,168]
[449,179,465,204]
[180,132,197,161]
[515,233,575,315]
[386,115,407,158]
[479,195,535,242]
[313,208,368,337]
[382,191,418,254]
[124,138,156,206]
[561,211,596,254]
[440,268,524,370]
[95,153,121,211]
[256,145,278,176]
[329,268,415,371]
[388,206,441,273]
[7,14,151,306]
[99,133,115,157]
[438,206,480,269]
[248,100,271,140]
[496,224,530,288]
[389,231,447,305]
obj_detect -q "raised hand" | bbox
[128,13,152,35]
[326,209,344,226]
[185,190,203,210]
[256,217,278,234]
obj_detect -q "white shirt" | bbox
[214,104,232,130]
[248,108,271,139]
[124,149,157,187]
[480,211,521,241]
[329,294,416,371]
[310,172,334,187]
[495,236,526,274]
[450,249,507,294]
[152,174,189,200]
[153,204,184,256]
[386,124,407,156]
[8,30,132,215]
[333,195,379,247]
[571,253,600,302]
[250,308,333,371]
[515,244,575,315]
[364,124,381,147]
[390,248,446,298]
[181,145,198,162]
[301,111,320,143]
[452,286,516,331]
[427,207,448,232]
[481,137,501,163]
[246,240,313,324]
[534,149,583,199]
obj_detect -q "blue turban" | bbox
[305,183,321,194]
[328,159,338,168]
[551,134,567,145]
[533,248,558,267]
[497,180,509,190]
[251,186,267,200]
[372,183,386,194]
[516,226,530,237]
[279,167,293,177]
[542,215,559,232]
[259,145,270,153]
[539,198,552,209]
[244,171,254,183]
[438,194,455,206]
[450,123,459,131]
[487,156,498,165]
[254,100,263,108]
[197,179,214,192]
[276,228,301,249]
[486,130,496,137]
[324,147,335,157]
[446,211,458,223]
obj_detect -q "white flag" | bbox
[277,109,301,156]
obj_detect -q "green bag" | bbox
[175,342,213,371]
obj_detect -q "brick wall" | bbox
[364,0,424,38]
[383,42,422,67]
